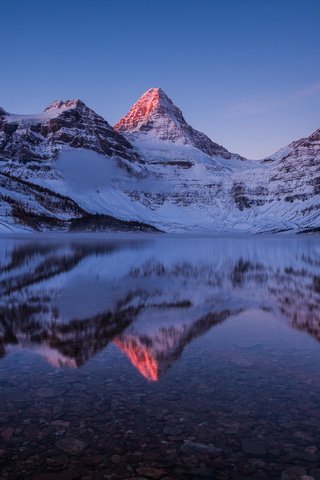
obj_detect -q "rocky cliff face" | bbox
[0,99,140,171]
[261,128,320,232]
[271,129,320,200]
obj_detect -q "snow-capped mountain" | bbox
[266,128,320,164]
[0,100,158,232]
[0,89,319,233]
[113,89,319,233]
[114,87,241,160]
[0,98,140,173]
[266,128,320,204]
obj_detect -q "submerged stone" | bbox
[241,439,266,456]
[55,438,85,455]
[180,441,223,457]
[136,466,167,479]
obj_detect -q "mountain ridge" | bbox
[0,88,319,234]
[0,98,141,164]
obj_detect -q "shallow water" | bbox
[0,235,320,480]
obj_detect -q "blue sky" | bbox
[1,0,320,158]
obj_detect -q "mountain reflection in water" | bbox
[0,236,319,381]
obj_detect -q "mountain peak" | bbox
[0,98,141,164]
[0,107,7,116]
[143,87,165,99]
[141,87,177,109]
[114,87,185,134]
[114,88,240,159]
[44,99,86,112]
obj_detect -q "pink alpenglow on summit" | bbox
[114,88,183,133]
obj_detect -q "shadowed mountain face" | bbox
[0,236,319,380]
[0,99,140,164]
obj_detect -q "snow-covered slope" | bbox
[0,90,319,233]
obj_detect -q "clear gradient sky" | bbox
[1,0,320,158]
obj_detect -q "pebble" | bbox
[1,427,14,441]
[32,470,81,480]
[55,438,85,455]
[36,388,65,398]
[136,467,167,479]
[281,466,308,480]
[180,441,223,457]
[241,439,266,456]
[51,420,70,428]
[111,454,122,464]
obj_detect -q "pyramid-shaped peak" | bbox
[146,87,165,95]
[137,87,181,114]
[44,99,86,112]
[143,87,164,97]
[114,88,241,160]
[0,107,7,116]
[114,87,185,133]
[140,87,173,105]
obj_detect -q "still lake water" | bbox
[0,235,320,480]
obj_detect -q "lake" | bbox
[0,235,320,480]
